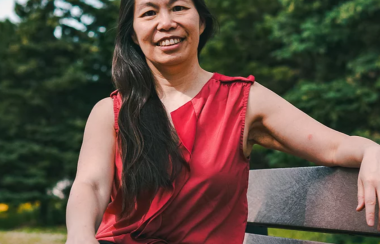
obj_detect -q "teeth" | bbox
[159,38,183,46]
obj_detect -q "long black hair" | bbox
[112,0,217,217]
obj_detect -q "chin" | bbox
[153,56,188,67]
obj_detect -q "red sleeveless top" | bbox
[96,73,255,244]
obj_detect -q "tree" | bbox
[264,0,380,167]
[202,0,297,95]
[0,0,117,225]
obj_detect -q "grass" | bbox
[269,228,334,241]
[11,226,67,234]
[269,228,380,244]
[0,227,66,244]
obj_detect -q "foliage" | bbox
[0,204,38,229]
[0,0,116,224]
[270,0,380,132]
[202,0,297,95]
[0,0,379,242]
[259,0,380,168]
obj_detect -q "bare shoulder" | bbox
[94,97,113,109]
[91,97,114,118]
[246,81,284,125]
[86,97,114,130]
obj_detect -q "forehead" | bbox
[135,0,192,10]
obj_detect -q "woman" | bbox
[65,0,380,243]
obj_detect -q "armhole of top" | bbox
[240,76,255,161]
[110,90,121,133]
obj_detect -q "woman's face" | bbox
[132,0,205,67]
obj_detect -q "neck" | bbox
[147,56,210,100]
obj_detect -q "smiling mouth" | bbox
[156,38,185,47]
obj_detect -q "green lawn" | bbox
[269,228,380,244]
[0,228,66,244]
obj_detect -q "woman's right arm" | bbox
[66,98,116,244]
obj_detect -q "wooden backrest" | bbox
[244,167,380,243]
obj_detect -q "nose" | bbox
[157,12,177,31]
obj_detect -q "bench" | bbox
[243,166,380,243]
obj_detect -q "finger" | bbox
[357,178,365,211]
[364,183,376,227]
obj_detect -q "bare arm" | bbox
[333,136,379,167]
[246,82,379,167]
[246,82,380,230]
[66,98,115,242]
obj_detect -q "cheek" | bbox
[187,15,202,38]
[133,22,149,44]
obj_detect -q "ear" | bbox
[199,17,206,35]
[131,31,139,45]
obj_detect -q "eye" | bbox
[173,6,186,12]
[142,10,156,17]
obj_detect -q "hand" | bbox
[356,146,380,231]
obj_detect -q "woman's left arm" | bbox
[246,82,380,230]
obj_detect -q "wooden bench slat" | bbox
[243,233,330,244]
[247,167,380,237]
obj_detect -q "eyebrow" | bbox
[136,0,186,12]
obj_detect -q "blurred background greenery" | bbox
[0,0,379,243]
